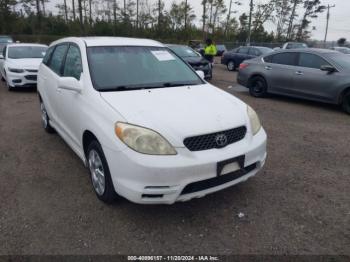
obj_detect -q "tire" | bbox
[227,60,236,71]
[87,140,118,203]
[342,91,350,114]
[39,100,55,133]
[248,76,268,98]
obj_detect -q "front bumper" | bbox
[6,71,38,88]
[103,128,267,204]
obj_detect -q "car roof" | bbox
[167,44,188,48]
[272,48,338,55]
[51,37,164,48]
[6,43,48,47]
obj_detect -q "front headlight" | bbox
[8,68,24,73]
[115,122,177,155]
[247,105,262,135]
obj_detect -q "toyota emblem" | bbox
[215,134,228,148]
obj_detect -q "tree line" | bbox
[0,0,327,43]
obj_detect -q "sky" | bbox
[47,0,349,41]
[164,0,349,41]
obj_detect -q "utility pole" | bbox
[224,0,233,37]
[246,0,253,46]
[324,4,336,46]
[184,0,188,30]
[136,0,139,29]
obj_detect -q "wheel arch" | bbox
[338,87,350,105]
[82,130,99,158]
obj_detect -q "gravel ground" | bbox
[0,62,349,256]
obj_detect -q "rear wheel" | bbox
[248,76,268,98]
[342,91,350,114]
[87,141,118,203]
[227,60,236,71]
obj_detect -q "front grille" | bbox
[181,163,257,195]
[183,126,247,151]
[26,69,38,73]
[25,75,37,81]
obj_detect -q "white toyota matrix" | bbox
[37,37,267,204]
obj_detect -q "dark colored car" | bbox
[168,44,212,80]
[237,48,350,114]
[221,46,273,71]
[216,44,227,56]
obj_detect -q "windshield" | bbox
[169,46,200,58]
[327,53,350,69]
[0,36,13,43]
[287,43,308,49]
[87,46,203,91]
[8,46,47,59]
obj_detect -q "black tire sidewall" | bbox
[87,141,118,203]
[342,92,350,114]
[249,76,268,98]
[40,101,55,133]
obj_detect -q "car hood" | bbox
[100,84,248,147]
[183,56,209,65]
[7,58,42,70]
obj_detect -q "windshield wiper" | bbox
[99,82,198,92]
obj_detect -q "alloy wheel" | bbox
[88,149,106,196]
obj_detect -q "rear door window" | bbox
[249,48,261,56]
[271,53,298,66]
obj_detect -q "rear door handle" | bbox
[295,71,304,75]
[265,66,272,70]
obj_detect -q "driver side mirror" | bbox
[320,65,336,73]
[0,54,4,60]
[58,77,82,92]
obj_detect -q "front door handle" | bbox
[265,66,272,70]
[295,71,304,75]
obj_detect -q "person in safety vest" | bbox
[204,38,217,64]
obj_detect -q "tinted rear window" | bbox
[269,53,297,66]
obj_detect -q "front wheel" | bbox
[248,76,268,98]
[342,91,350,114]
[87,141,118,203]
[40,100,55,133]
[227,60,236,71]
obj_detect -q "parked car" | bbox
[0,35,13,52]
[281,42,308,50]
[37,37,267,204]
[237,49,350,114]
[0,43,48,90]
[168,44,212,80]
[216,44,227,56]
[331,46,350,55]
[221,46,273,71]
[188,40,204,55]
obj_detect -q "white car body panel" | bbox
[38,37,267,204]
